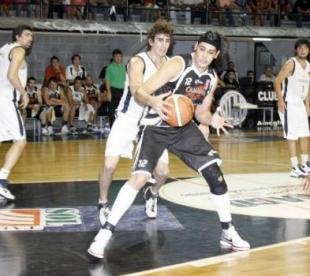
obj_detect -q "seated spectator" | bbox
[223,70,240,89]
[68,77,95,132]
[259,66,275,82]
[109,0,127,21]
[66,54,87,85]
[292,0,310,28]
[48,0,64,18]
[0,0,11,16]
[84,75,101,131]
[218,0,240,26]
[220,61,239,83]
[43,56,67,88]
[239,70,257,98]
[70,0,86,19]
[41,78,70,135]
[246,0,264,26]
[21,77,43,122]
[264,0,280,26]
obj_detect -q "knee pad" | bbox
[201,163,227,195]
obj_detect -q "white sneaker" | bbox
[88,229,112,259]
[220,226,250,251]
[98,202,110,226]
[61,125,70,135]
[0,180,15,201]
[301,162,310,174]
[143,186,158,219]
[290,165,307,178]
[42,127,49,135]
[48,126,54,135]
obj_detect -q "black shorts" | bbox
[134,122,221,174]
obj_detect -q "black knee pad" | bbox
[201,163,227,195]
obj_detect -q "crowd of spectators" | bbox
[0,0,309,27]
[22,49,125,136]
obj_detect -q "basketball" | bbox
[164,94,194,127]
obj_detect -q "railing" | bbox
[0,1,308,28]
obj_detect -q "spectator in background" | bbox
[259,65,275,82]
[48,0,64,18]
[223,70,239,89]
[292,0,310,28]
[246,0,264,26]
[220,61,239,84]
[71,0,86,19]
[21,77,43,122]
[84,75,101,131]
[0,0,11,16]
[41,78,70,135]
[66,54,87,85]
[105,48,126,127]
[43,56,67,88]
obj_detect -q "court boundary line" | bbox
[125,236,310,275]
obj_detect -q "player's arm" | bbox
[37,90,43,106]
[128,57,144,97]
[274,59,294,113]
[7,47,29,108]
[135,56,184,119]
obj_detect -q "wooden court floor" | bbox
[0,129,310,275]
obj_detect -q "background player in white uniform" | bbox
[97,20,174,224]
[274,38,310,178]
[88,32,250,260]
[0,25,33,202]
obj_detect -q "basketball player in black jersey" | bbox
[88,31,250,259]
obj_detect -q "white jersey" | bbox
[70,85,84,103]
[282,57,310,104]
[116,52,168,121]
[0,42,27,101]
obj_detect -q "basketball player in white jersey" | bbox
[0,25,33,201]
[88,32,250,260]
[97,20,174,225]
[274,38,310,178]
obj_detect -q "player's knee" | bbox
[201,163,227,195]
[154,162,169,179]
[129,172,150,190]
[104,159,118,175]
[14,139,27,148]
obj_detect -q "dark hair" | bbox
[112,49,122,56]
[71,54,81,63]
[74,76,83,83]
[294,38,310,50]
[247,70,254,75]
[50,56,59,63]
[27,76,36,83]
[12,25,32,42]
[48,78,57,86]
[198,31,221,50]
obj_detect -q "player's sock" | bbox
[107,182,138,226]
[301,154,309,164]
[0,168,10,180]
[290,156,298,167]
[211,193,232,228]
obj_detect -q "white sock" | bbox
[0,168,10,180]
[98,198,108,205]
[301,154,309,164]
[211,193,232,223]
[290,156,298,167]
[107,182,139,226]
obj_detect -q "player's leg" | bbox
[88,126,167,259]
[144,150,169,219]
[300,137,310,173]
[170,122,250,251]
[298,104,310,174]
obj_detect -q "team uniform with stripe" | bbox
[278,57,310,140]
[105,52,168,162]
[134,54,221,176]
[0,42,27,142]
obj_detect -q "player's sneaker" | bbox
[0,179,15,201]
[42,127,49,135]
[88,229,112,259]
[220,226,250,251]
[47,126,54,135]
[290,165,307,178]
[143,186,158,219]
[98,202,110,226]
[301,162,310,174]
[61,125,70,135]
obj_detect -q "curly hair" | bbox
[147,19,175,50]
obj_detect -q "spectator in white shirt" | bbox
[66,54,87,85]
[259,66,275,82]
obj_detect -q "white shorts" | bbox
[105,114,139,158]
[0,98,26,142]
[278,102,310,140]
[78,104,94,122]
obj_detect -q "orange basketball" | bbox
[164,94,194,127]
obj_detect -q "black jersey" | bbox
[140,54,217,126]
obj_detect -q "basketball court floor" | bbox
[0,129,310,276]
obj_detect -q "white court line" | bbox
[125,236,310,276]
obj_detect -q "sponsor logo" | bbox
[159,173,310,219]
